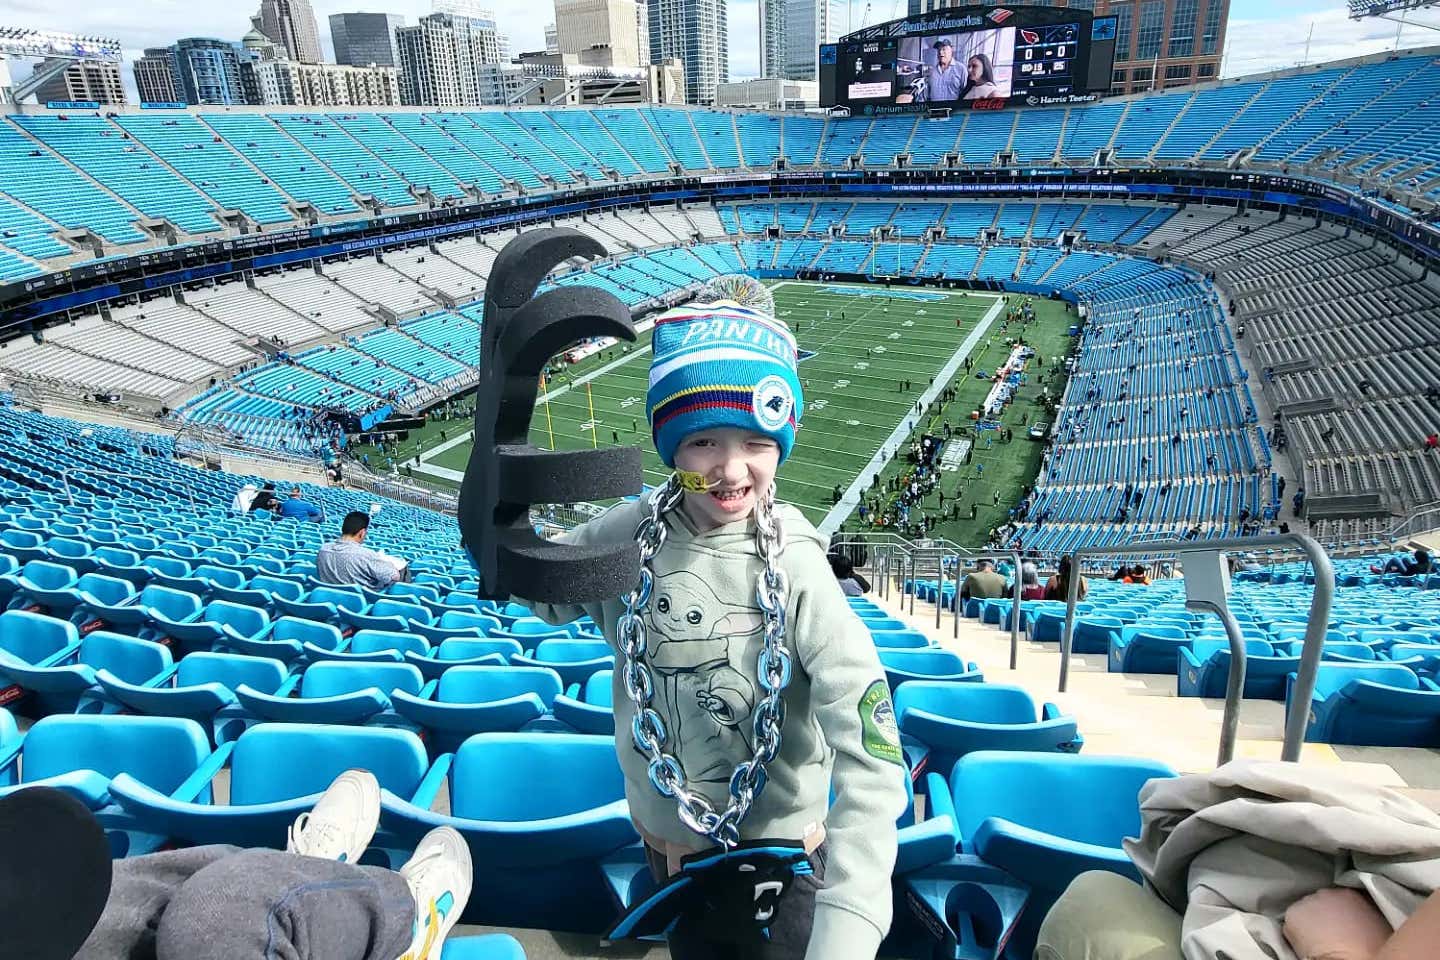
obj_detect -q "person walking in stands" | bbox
[317,511,409,591]
[510,275,907,960]
[1292,487,1306,518]
[279,486,324,523]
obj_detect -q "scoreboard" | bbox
[820,6,1117,116]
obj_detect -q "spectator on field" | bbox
[1020,562,1046,601]
[1044,555,1088,601]
[1372,548,1431,576]
[317,512,408,591]
[960,559,1006,601]
[247,482,281,516]
[279,487,323,523]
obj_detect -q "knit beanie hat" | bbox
[647,291,804,468]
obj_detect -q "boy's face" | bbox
[673,427,780,531]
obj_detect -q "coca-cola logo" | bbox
[972,97,1007,110]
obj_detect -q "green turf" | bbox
[353,281,1076,542]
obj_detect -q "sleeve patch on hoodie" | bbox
[858,679,903,765]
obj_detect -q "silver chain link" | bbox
[617,474,792,849]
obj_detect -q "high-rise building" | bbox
[395,10,509,106]
[635,1,650,65]
[169,38,250,105]
[544,23,560,54]
[905,0,1228,94]
[32,58,126,104]
[255,0,324,63]
[648,0,726,103]
[133,48,178,103]
[249,60,401,105]
[759,0,841,80]
[555,0,642,67]
[329,12,405,67]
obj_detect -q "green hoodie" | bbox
[521,495,909,959]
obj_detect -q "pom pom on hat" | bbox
[647,287,803,468]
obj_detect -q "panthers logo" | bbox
[752,375,794,431]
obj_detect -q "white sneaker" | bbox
[395,826,472,960]
[285,769,381,864]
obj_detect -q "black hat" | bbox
[0,787,112,959]
[933,38,953,49]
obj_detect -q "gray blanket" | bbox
[1122,759,1440,960]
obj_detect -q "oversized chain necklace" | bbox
[616,474,792,849]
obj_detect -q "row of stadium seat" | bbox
[0,52,1435,276]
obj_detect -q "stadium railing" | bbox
[1056,533,1335,765]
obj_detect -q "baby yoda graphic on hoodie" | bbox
[518,498,909,960]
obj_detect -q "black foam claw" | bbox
[459,227,645,603]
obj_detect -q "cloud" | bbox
[1222,6,1438,77]
[729,0,760,80]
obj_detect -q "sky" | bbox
[5,0,1438,101]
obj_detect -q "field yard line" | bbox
[415,317,657,469]
[816,293,1007,538]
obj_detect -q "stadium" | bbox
[1,3,1440,958]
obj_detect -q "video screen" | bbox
[826,8,1110,114]
[896,27,1015,105]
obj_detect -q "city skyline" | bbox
[6,0,1440,104]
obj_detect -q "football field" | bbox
[360,281,1075,542]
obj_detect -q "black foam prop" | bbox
[459,227,644,603]
[0,787,112,960]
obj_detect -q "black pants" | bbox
[644,844,827,960]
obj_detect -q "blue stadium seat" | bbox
[896,683,1082,781]
[1108,624,1190,673]
[878,648,983,692]
[381,732,636,929]
[273,585,368,624]
[235,661,425,727]
[87,584,202,637]
[0,630,170,716]
[1177,638,1295,699]
[0,707,17,787]
[510,639,613,689]
[393,665,566,749]
[1292,662,1440,746]
[222,615,342,663]
[938,752,1176,959]
[96,651,291,742]
[0,714,215,855]
[551,669,614,735]
[110,722,435,852]
[151,599,271,657]
[404,637,522,682]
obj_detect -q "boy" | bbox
[518,276,908,959]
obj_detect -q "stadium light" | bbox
[0,27,122,61]
[1347,0,1438,20]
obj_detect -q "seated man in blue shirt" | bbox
[316,511,408,590]
[278,486,323,523]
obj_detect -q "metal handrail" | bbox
[61,469,197,512]
[1058,533,1334,765]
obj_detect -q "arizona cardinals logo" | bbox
[1020,28,1040,44]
